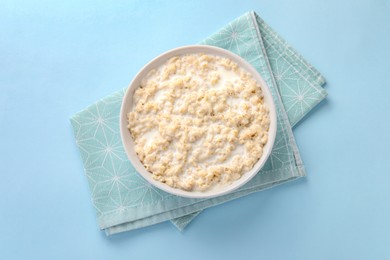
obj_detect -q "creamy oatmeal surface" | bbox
[127,53,270,192]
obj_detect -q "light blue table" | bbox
[1,0,389,259]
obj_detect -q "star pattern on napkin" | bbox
[70,12,326,230]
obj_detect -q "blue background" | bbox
[1,0,389,259]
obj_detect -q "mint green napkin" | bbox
[70,11,327,235]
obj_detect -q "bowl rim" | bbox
[120,45,277,199]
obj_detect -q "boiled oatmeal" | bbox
[127,53,270,192]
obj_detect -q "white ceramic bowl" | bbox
[120,45,277,199]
